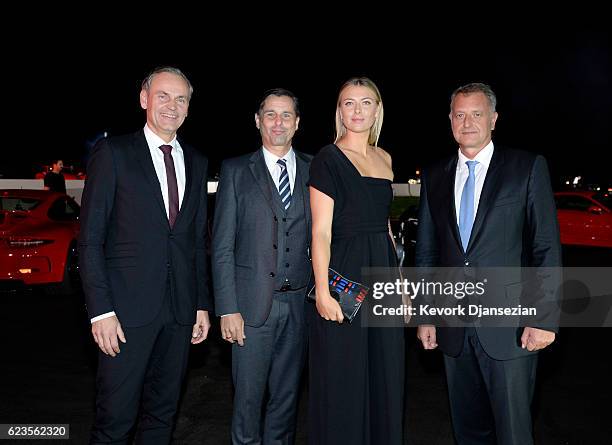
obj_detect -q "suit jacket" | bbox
[212,149,313,327]
[416,147,562,360]
[79,130,211,327]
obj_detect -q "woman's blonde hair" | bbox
[334,77,383,146]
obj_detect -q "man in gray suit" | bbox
[212,88,312,444]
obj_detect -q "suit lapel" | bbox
[174,142,193,227]
[443,156,463,252]
[467,148,505,251]
[133,132,168,224]
[248,150,275,211]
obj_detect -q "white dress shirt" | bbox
[91,124,187,323]
[262,146,296,193]
[454,141,495,225]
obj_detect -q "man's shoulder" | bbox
[220,151,259,170]
[495,146,545,170]
[93,130,142,152]
[295,150,314,163]
[423,152,457,174]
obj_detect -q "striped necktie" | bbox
[277,158,291,210]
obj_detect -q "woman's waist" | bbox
[332,222,389,239]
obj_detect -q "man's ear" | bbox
[491,111,499,131]
[140,89,148,110]
[254,112,260,130]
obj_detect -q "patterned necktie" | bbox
[277,158,291,210]
[459,160,478,251]
[159,144,179,228]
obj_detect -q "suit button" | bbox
[286,232,290,236]
[273,244,277,249]
[269,272,275,277]
[285,263,290,268]
[167,262,171,267]
[169,234,174,239]
[286,248,290,252]
[274,216,278,222]
[282,218,287,222]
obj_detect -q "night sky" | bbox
[5,29,610,188]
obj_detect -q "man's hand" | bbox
[521,327,555,351]
[191,310,211,344]
[92,316,126,357]
[417,325,438,350]
[220,313,246,346]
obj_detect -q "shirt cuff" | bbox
[91,311,116,323]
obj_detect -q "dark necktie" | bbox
[159,144,179,228]
[277,158,291,210]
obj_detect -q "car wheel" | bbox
[45,243,80,295]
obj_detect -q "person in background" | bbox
[43,159,66,193]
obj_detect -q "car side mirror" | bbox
[588,206,603,215]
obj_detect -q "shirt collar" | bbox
[457,140,494,169]
[262,146,295,169]
[144,124,180,152]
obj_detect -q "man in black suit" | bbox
[415,83,561,445]
[212,89,312,444]
[79,67,211,444]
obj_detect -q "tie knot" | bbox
[277,158,287,169]
[159,144,173,155]
[466,160,478,173]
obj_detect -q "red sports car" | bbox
[555,190,612,248]
[0,189,80,292]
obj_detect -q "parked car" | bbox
[0,189,80,292]
[554,190,612,248]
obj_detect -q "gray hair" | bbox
[141,66,193,100]
[450,82,496,112]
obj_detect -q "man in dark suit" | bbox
[79,67,211,444]
[212,89,312,444]
[415,83,561,445]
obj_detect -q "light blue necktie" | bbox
[277,159,291,210]
[459,160,478,251]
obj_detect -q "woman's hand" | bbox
[316,291,345,323]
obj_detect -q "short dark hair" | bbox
[257,88,300,117]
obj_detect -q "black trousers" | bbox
[444,327,538,445]
[90,281,192,444]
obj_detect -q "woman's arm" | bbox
[310,186,344,323]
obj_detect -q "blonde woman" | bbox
[307,77,405,444]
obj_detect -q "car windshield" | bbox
[0,197,41,211]
[592,192,612,209]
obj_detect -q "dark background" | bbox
[4,29,610,187]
